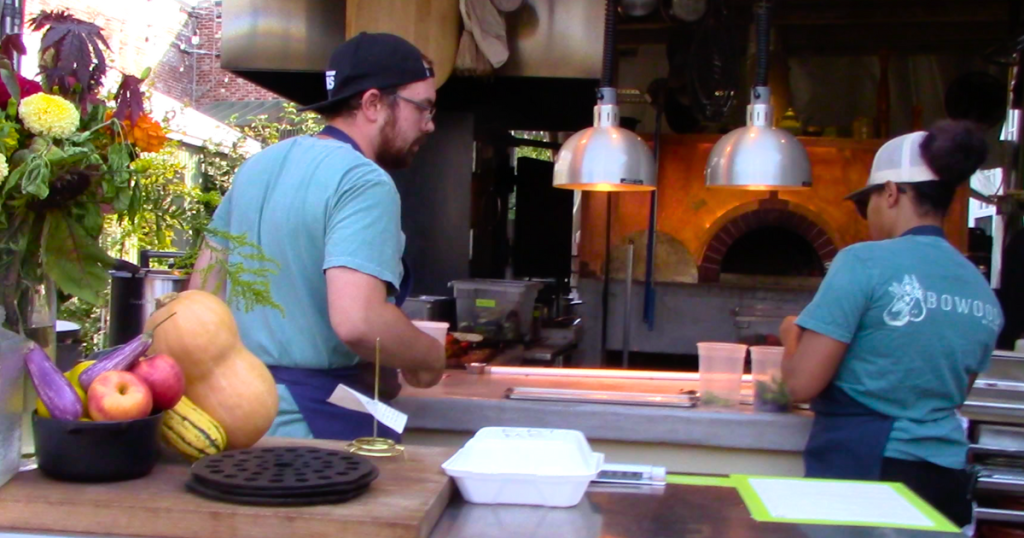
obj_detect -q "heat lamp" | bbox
[552,0,657,192]
[705,0,811,189]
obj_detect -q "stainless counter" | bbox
[430,483,954,538]
[395,370,813,452]
[0,483,954,538]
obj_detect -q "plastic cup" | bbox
[750,346,790,412]
[697,343,748,406]
[412,320,450,344]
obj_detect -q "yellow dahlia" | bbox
[18,93,80,138]
[0,153,8,179]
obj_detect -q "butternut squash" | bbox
[144,290,278,449]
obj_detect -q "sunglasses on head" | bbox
[852,183,908,219]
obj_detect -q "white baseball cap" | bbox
[845,131,938,200]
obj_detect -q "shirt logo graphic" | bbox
[884,275,927,327]
[325,70,336,91]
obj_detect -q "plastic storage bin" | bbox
[697,342,748,406]
[451,280,543,342]
[442,427,604,508]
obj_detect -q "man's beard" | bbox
[376,114,426,170]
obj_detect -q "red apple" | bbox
[130,354,185,410]
[87,371,153,421]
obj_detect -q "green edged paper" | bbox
[732,475,959,533]
[666,474,735,487]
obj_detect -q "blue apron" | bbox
[268,126,412,442]
[804,225,945,480]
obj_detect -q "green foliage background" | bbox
[64,104,322,354]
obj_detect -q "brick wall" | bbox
[20,0,277,107]
[190,0,277,108]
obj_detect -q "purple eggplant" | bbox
[79,313,176,390]
[25,343,83,421]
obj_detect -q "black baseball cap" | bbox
[298,32,435,113]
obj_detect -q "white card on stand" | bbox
[327,384,408,434]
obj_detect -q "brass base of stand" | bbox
[346,437,405,458]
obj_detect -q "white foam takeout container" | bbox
[441,427,605,508]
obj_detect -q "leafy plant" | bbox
[28,10,111,109]
[754,375,792,411]
[0,11,151,332]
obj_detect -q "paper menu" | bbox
[327,384,408,434]
[733,476,959,532]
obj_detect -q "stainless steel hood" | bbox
[221,0,345,104]
[222,0,605,106]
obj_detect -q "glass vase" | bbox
[17,278,56,472]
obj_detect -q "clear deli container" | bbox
[451,280,543,342]
[441,427,604,508]
[750,346,791,412]
[697,342,748,406]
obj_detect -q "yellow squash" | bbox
[145,290,278,449]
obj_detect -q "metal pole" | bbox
[623,241,635,369]
[601,194,612,356]
[993,45,1024,290]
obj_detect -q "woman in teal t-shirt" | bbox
[780,120,1002,529]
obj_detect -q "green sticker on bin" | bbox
[476,299,497,308]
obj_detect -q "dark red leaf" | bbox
[113,75,144,125]
[0,34,26,63]
[28,10,110,107]
[39,25,69,51]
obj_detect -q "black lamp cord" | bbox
[753,0,772,100]
[600,0,617,97]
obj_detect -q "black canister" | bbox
[107,251,186,347]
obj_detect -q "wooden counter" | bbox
[0,438,455,538]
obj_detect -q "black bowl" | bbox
[33,411,163,482]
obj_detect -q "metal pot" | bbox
[107,251,187,347]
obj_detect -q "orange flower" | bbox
[105,112,168,153]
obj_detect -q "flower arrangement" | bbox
[0,10,168,331]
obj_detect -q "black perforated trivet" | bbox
[192,465,380,500]
[190,446,378,493]
[185,477,372,507]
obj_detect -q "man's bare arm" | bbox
[188,241,227,299]
[326,267,444,385]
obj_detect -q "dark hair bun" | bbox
[920,120,988,185]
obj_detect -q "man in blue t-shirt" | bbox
[189,34,444,440]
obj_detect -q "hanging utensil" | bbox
[642,79,667,331]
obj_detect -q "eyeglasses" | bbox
[394,94,436,120]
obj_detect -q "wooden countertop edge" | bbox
[0,439,458,538]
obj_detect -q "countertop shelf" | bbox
[394,370,814,453]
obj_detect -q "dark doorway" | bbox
[720,226,825,277]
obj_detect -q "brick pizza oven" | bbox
[697,197,838,283]
[577,134,967,286]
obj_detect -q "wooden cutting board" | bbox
[0,438,455,538]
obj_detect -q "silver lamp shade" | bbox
[554,88,657,192]
[705,87,811,190]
